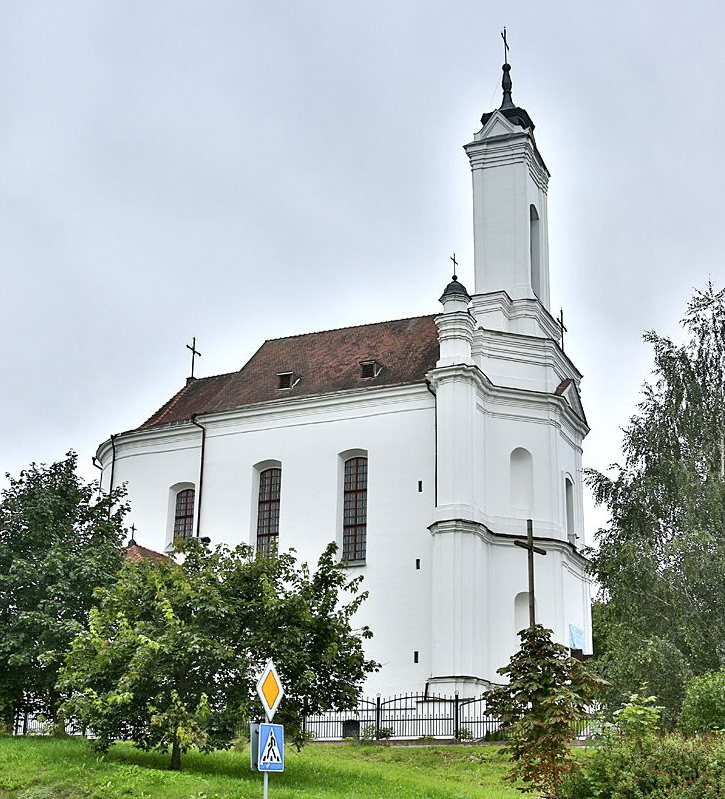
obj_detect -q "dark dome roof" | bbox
[440,275,470,302]
[480,63,535,132]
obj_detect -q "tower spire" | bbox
[500,63,515,110]
[500,27,514,110]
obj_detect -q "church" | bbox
[96,62,593,697]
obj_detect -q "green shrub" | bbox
[613,692,662,738]
[681,671,725,735]
[360,724,393,741]
[556,733,725,798]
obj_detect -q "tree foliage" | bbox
[0,452,128,730]
[587,283,725,718]
[680,670,725,735]
[485,624,605,798]
[59,540,377,769]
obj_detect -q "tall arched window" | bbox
[514,591,532,635]
[510,448,534,515]
[257,467,281,555]
[174,488,195,542]
[565,477,575,544]
[343,456,367,562]
[530,204,541,298]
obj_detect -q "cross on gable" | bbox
[558,309,568,353]
[186,336,202,379]
[513,518,547,629]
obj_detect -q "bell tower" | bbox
[464,63,555,339]
[426,55,592,697]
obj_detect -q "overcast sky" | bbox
[2,1,723,541]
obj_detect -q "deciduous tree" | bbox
[59,540,377,769]
[485,624,605,798]
[587,283,725,719]
[0,452,127,730]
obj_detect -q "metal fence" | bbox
[13,694,601,742]
[305,694,588,741]
[13,711,85,736]
[303,692,599,741]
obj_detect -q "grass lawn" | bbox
[0,736,534,799]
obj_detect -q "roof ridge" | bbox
[263,314,436,343]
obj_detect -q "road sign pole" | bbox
[263,772,269,799]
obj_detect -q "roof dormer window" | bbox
[277,372,300,390]
[360,360,381,379]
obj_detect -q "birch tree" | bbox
[587,283,725,718]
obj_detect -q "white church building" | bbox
[97,63,592,697]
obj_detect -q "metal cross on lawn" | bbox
[513,519,547,629]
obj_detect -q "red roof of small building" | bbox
[124,543,171,563]
[140,315,439,429]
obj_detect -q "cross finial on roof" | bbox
[499,28,515,111]
[450,252,458,281]
[558,308,568,353]
[186,336,201,379]
[128,523,137,547]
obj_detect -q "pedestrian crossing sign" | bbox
[257,723,285,772]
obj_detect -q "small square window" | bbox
[277,372,299,390]
[360,360,380,379]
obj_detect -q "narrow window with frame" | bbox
[256,467,281,555]
[173,488,195,542]
[343,456,367,562]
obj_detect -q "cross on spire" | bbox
[501,26,510,65]
[513,519,547,629]
[450,252,458,280]
[186,336,201,379]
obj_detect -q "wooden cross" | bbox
[186,336,201,378]
[513,519,547,629]
[558,309,568,353]
[450,252,458,279]
[501,27,510,64]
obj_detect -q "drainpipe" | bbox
[107,434,117,518]
[190,415,206,538]
[425,380,437,506]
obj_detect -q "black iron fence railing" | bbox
[14,692,603,741]
[303,692,603,741]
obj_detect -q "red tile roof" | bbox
[140,315,439,429]
[125,544,171,563]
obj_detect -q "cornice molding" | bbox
[428,517,589,568]
[97,382,434,462]
[426,363,589,440]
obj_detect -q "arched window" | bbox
[515,591,533,635]
[343,456,367,562]
[257,467,281,555]
[565,477,575,544]
[530,204,541,298]
[173,488,195,542]
[510,448,534,515]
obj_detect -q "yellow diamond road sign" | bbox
[256,659,284,721]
